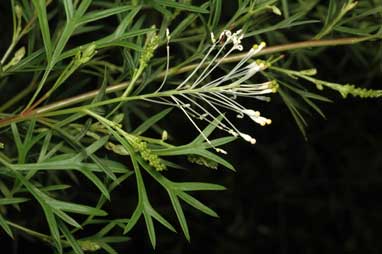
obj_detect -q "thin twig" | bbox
[164,36,375,77]
[0,36,378,127]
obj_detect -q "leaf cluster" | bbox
[0,0,380,253]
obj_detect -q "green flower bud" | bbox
[75,43,97,65]
[15,5,23,20]
[3,47,25,71]
[139,30,160,69]
[131,137,166,171]
[80,240,101,251]
[188,155,218,170]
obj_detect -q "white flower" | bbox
[149,29,276,149]
[238,132,257,144]
[242,109,272,126]
[215,148,228,154]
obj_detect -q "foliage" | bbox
[0,0,380,253]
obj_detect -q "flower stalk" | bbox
[149,29,276,148]
[0,36,377,128]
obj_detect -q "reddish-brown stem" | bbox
[0,36,378,128]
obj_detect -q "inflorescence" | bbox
[147,29,278,152]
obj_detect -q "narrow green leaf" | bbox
[10,123,23,159]
[151,1,172,17]
[38,184,71,192]
[209,0,222,29]
[133,108,173,135]
[192,115,224,145]
[207,136,237,147]
[98,242,118,254]
[114,6,141,37]
[8,168,62,252]
[24,119,36,148]
[54,209,82,228]
[72,135,109,162]
[124,206,142,234]
[303,97,326,118]
[170,11,199,38]
[168,191,189,241]
[78,5,134,26]
[154,0,209,13]
[72,25,104,36]
[59,221,84,254]
[32,0,52,61]
[0,214,13,238]
[99,236,130,243]
[80,168,110,200]
[97,220,124,237]
[63,0,74,20]
[58,28,153,61]
[49,200,107,216]
[73,0,92,18]
[147,206,176,233]
[143,211,156,248]
[175,182,226,192]
[6,49,44,73]
[281,0,289,18]
[42,205,62,252]
[178,192,218,218]
[194,150,235,171]
[278,88,307,138]
[156,146,234,171]
[38,131,52,162]
[245,9,319,37]
[9,159,129,174]
[0,197,29,205]
[42,120,116,179]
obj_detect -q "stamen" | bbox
[172,96,215,148]
[210,32,216,43]
[177,41,219,90]
[149,29,273,146]
[156,29,171,92]
[238,132,257,144]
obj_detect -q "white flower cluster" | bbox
[150,29,278,152]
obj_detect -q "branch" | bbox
[165,36,377,77]
[0,36,379,127]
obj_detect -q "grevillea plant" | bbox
[0,0,381,253]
